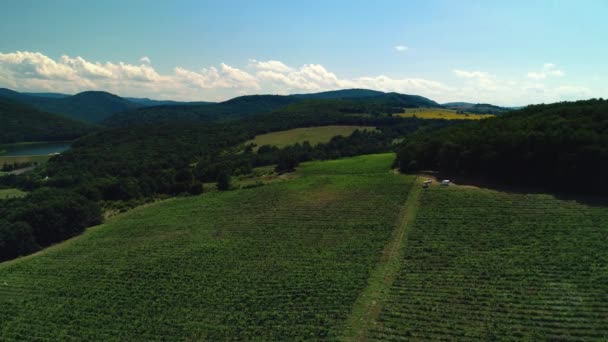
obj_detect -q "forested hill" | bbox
[0,97,98,143]
[396,98,608,194]
[0,88,142,123]
[442,102,512,114]
[102,95,300,126]
[103,90,441,127]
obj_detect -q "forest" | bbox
[396,99,608,194]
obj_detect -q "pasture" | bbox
[0,153,414,340]
[0,155,51,167]
[0,189,27,199]
[398,107,494,120]
[369,186,608,340]
[247,125,377,149]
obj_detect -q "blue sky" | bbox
[0,0,606,105]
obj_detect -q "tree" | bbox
[275,152,298,173]
[0,220,39,261]
[216,171,231,191]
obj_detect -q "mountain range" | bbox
[0,87,514,143]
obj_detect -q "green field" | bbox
[1,152,606,340]
[247,125,376,149]
[0,154,415,340]
[369,186,608,340]
[398,107,495,120]
[0,155,51,167]
[0,189,27,199]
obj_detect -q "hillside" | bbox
[293,88,385,99]
[124,97,214,107]
[442,101,512,114]
[103,95,299,126]
[103,89,441,127]
[0,88,142,123]
[0,97,98,144]
[397,99,608,194]
[370,184,608,340]
[0,154,414,340]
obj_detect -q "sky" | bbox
[0,0,606,105]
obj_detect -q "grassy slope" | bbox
[0,189,27,199]
[0,155,51,166]
[398,108,495,120]
[370,185,608,340]
[247,125,377,149]
[0,154,414,340]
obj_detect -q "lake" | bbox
[0,142,72,156]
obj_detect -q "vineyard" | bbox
[369,186,608,341]
[0,153,414,340]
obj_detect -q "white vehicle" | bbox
[441,180,451,186]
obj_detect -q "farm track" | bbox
[341,176,421,341]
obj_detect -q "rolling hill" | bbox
[0,88,142,123]
[442,101,512,114]
[103,95,299,126]
[104,89,441,127]
[0,97,98,144]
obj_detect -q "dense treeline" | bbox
[396,99,608,194]
[0,97,98,143]
[0,189,102,261]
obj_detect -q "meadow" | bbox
[0,189,27,199]
[0,153,414,340]
[398,108,494,120]
[0,155,51,167]
[247,125,376,149]
[369,186,608,340]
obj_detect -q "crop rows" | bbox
[0,154,413,340]
[370,187,608,341]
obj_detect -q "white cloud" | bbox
[527,63,564,80]
[139,56,151,64]
[0,51,598,104]
[249,59,293,73]
[394,45,408,52]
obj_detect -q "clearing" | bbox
[247,125,377,150]
[0,189,27,199]
[398,108,494,120]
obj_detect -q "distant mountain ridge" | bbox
[0,88,142,123]
[103,89,442,126]
[442,102,513,114]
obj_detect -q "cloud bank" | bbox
[0,51,596,105]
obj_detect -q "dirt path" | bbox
[340,176,422,341]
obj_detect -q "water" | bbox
[0,142,71,156]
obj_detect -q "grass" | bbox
[247,125,377,150]
[369,186,608,340]
[0,153,414,340]
[0,189,27,199]
[0,155,51,167]
[398,107,495,120]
